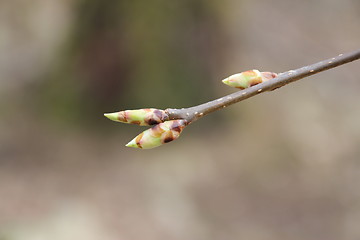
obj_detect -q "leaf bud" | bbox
[222,69,278,89]
[104,108,169,126]
[126,120,187,149]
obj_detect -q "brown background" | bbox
[1,0,360,239]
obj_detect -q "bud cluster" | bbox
[104,108,187,149]
[104,69,277,149]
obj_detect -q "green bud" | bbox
[222,70,278,89]
[104,108,169,126]
[126,120,187,149]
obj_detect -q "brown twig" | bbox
[165,48,360,124]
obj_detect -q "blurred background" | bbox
[1,0,360,239]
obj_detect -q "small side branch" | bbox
[166,48,360,124]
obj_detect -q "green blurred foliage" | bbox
[37,0,228,127]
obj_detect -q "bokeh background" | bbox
[1,0,360,239]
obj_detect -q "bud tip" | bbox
[104,112,119,122]
[222,78,230,84]
[125,139,139,148]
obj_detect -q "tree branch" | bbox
[165,48,360,124]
